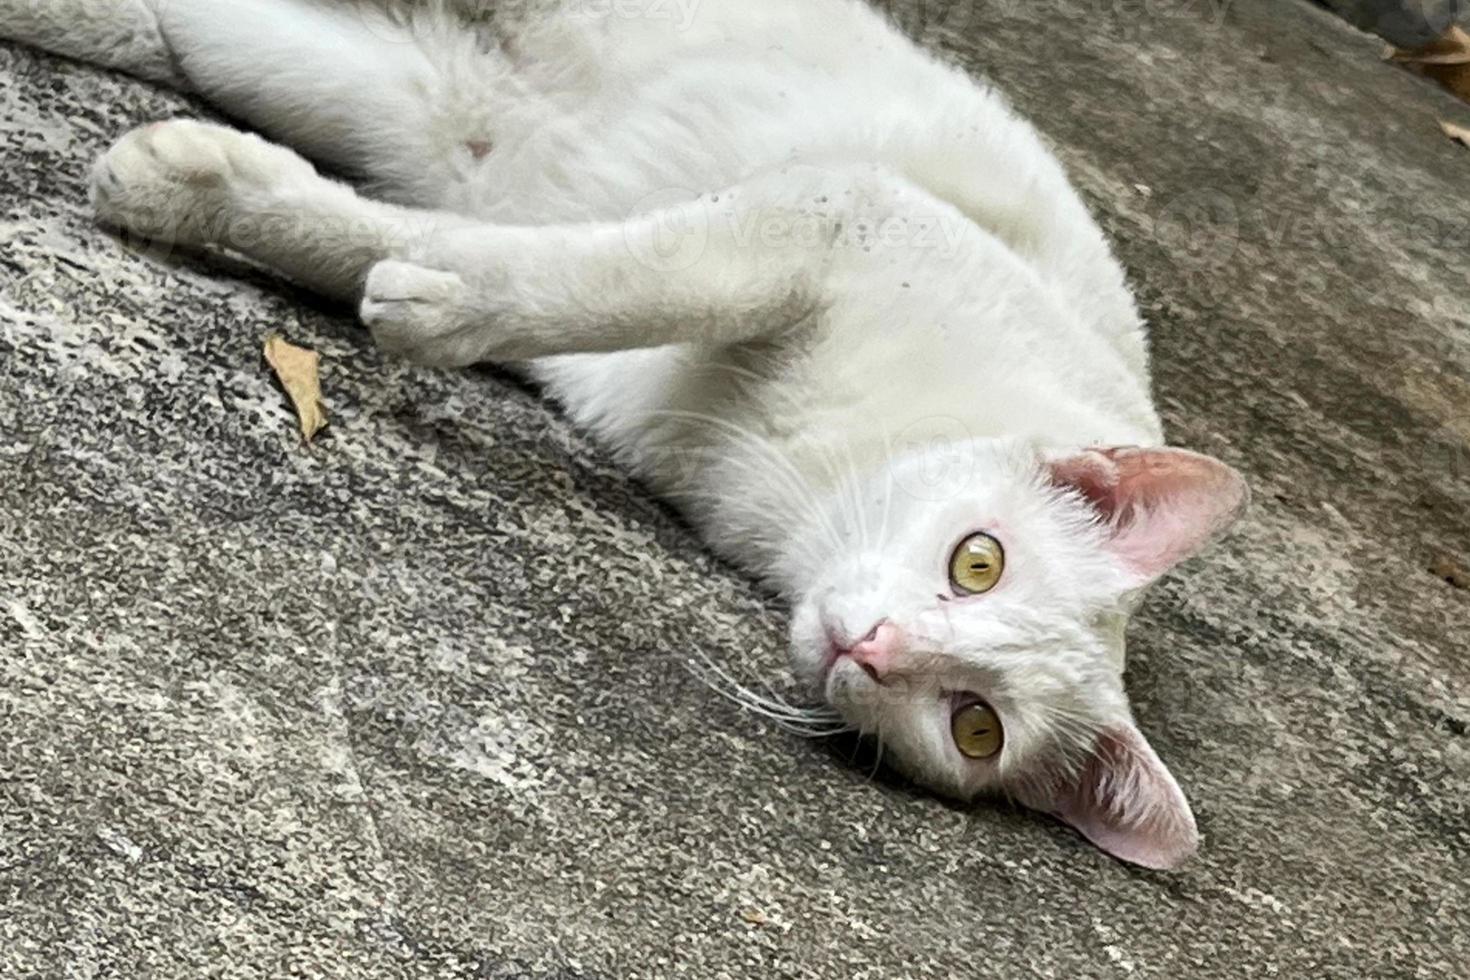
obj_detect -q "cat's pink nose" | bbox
[846,621,904,681]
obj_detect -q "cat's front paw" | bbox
[91,120,317,248]
[360,260,483,367]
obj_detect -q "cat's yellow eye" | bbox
[951,702,1004,760]
[949,533,1004,595]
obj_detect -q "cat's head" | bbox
[788,440,1248,870]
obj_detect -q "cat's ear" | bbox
[1047,446,1248,585]
[1019,723,1198,870]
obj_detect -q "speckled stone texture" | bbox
[1,1,1467,977]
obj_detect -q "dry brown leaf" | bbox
[263,334,329,445]
[1441,120,1470,147]
[1387,26,1470,66]
[1431,555,1470,590]
[1389,26,1470,102]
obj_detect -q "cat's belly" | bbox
[440,0,953,224]
[451,72,858,224]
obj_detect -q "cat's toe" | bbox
[360,260,480,367]
[91,125,196,244]
[91,120,316,245]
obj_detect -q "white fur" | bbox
[1,0,1248,867]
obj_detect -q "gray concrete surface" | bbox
[2,1,1469,977]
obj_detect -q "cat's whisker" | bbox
[844,445,874,553]
[708,690,841,732]
[691,680,828,729]
[868,722,886,783]
[713,457,847,559]
[875,459,897,552]
[659,476,830,560]
[811,439,869,552]
[683,648,852,740]
[644,408,849,556]
[663,486,837,584]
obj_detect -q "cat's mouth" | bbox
[823,649,875,688]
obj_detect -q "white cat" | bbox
[1,0,1248,868]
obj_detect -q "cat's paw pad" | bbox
[360,260,480,366]
[91,120,316,244]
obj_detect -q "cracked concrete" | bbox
[1,0,1468,977]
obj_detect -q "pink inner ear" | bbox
[1049,446,1249,583]
[1025,725,1199,871]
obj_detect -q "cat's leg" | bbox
[0,0,181,82]
[358,169,862,366]
[93,124,866,362]
[1,0,491,203]
[151,0,484,198]
[92,119,473,301]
